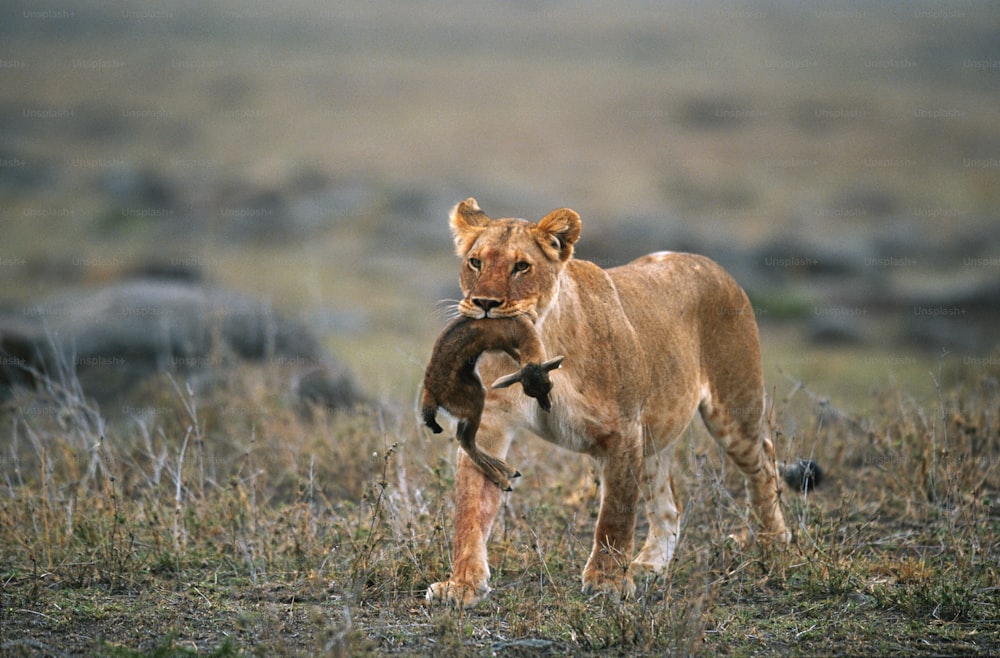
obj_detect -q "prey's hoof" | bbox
[421,411,444,434]
[494,469,522,492]
[471,455,521,491]
[486,472,515,492]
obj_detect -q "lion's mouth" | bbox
[459,301,531,321]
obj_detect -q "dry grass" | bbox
[1,347,997,656]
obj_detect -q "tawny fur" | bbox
[426,198,794,608]
[420,314,562,491]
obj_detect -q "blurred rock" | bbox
[125,260,204,283]
[828,183,898,217]
[295,367,365,417]
[286,182,375,235]
[576,212,684,268]
[215,181,376,242]
[754,238,865,280]
[807,318,867,346]
[0,281,366,413]
[0,150,59,192]
[898,279,1000,352]
[677,95,757,130]
[368,185,470,253]
[99,166,178,208]
[900,316,991,353]
[781,459,824,493]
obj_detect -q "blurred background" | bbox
[2,0,999,412]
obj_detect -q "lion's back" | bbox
[606,251,761,401]
[608,251,749,324]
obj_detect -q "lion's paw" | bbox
[426,579,490,608]
[581,568,635,600]
[631,555,672,578]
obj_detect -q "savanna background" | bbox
[1,1,998,655]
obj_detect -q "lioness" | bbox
[426,198,789,607]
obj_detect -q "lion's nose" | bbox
[472,298,502,313]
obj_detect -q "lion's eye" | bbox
[468,257,481,271]
[513,261,530,273]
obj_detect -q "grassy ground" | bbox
[1,342,998,656]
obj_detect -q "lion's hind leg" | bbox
[698,390,790,544]
[632,450,681,575]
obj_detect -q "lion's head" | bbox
[450,198,581,321]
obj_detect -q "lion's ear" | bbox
[535,208,581,262]
[450,197,491,255]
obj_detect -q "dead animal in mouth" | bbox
[420,314,563,490]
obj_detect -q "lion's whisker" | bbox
[432,299,463,321]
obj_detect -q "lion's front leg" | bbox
[582,437,642,599]
[427,423,511,607]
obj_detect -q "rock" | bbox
[0,150,59,192]
[781,459,824,492]
[828,183,898,217]
[807,317,867,346]
[755,239,865,280]
[0,281,366,413]
[897,278,1000,352]
[124,260,204,283]
[575,211,683,268]
[213,181,376,242]
[677,95,757,130]
[99,166,177,208]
